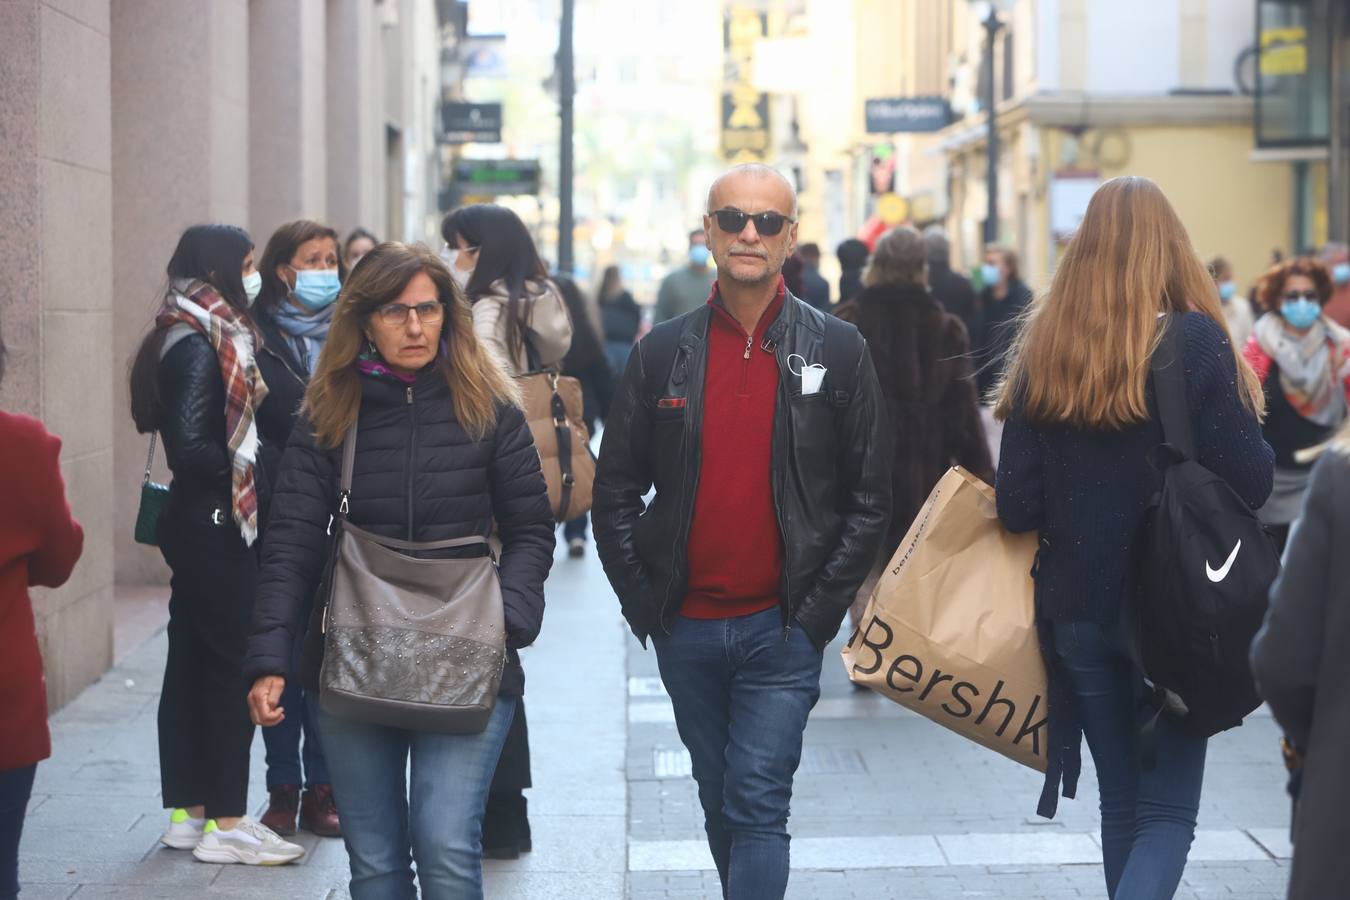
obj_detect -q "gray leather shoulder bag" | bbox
[317,413,506,734]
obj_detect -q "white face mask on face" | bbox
[450,266,472,291]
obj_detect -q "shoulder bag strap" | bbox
[143,433,158,485]
[1149,314,1196,459]
[550,373,573,523]
[338,410,359,517]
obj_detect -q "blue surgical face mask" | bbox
[689,245,711,267]
[1334,262,1350,286]
[291,268,341,311]
[1218,280,1236,301]
[241,270,262,307]
[1280,297,1322,330]
[980,263,1001,285]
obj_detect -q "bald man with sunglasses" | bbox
[594,165,891,899]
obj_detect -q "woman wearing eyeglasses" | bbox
[1242,257,1350,553]
[244,242,554,898]
[439,204,573,860]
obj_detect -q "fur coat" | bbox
[836,281,993,553]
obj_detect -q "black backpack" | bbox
[1131,315,1280,740]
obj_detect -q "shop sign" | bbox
[453,159,540,196]
[441,102,503,144]
[865,97,952,134]
[1259,26,1308,77]
[721,7,770,163]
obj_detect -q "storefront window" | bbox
[1256,0,1330,147]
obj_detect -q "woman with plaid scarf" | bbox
[128,225,304,866]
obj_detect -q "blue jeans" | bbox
[653,607,823,900]
[316,697,517,900]
[0,764,36,900]
[262,635,330,788]
[1053,621,1207,900]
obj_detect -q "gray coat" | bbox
[1250,450,1350,900]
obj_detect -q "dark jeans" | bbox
[316,697,516,900]
[563,513,588,543]
[0,764,36,900]
[157,514,256,819]
[653,607,823,900]
[262,633,330,788]
[1053,621,1207,900]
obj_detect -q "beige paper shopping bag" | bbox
[841,466,1048,771]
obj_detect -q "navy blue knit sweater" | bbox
[997,313,1275,624]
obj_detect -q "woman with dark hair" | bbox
[440,204,572,860]
[597,264,641,377]
[1242,257,1350,553]
[251,220,344,839]
[555,275,613,557]
[834,226,991,634]
[0,322,84,900]
[127,225,304,865]
[245,243,553,898]
[344,228,378,270]
[441,204,572,374]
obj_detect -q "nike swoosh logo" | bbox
[1206,540,1242,583]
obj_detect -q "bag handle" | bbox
[550,374,574,523]
[1149,314,1196,460]
[143,433,158,485]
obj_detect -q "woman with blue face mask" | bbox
[1208,256,1254,349]
[973,245,1033,401]
[1243,257,1350,553]
[249,220,345,840]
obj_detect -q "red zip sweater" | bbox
[682,280,786,620]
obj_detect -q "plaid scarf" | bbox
[156,280,269,545]
[1254,312,1350,428]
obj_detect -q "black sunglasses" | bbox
[1282,291,1320,303]
[710,208,796,237]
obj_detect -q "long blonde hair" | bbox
[993,176,1264,428]
[305,242,520,447]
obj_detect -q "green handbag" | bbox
[135,434,169,546]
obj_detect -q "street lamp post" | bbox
[557,0,575,275]
[980,4,1005,247]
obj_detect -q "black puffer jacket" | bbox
[244,366,555,696]
[594,293,892,650]
[158,334,241,528]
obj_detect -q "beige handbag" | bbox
[841,466,1049,771]
[518,334,595,522]
[317,415,506,734]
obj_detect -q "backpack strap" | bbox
[1149,314,1196,459]
[641,317,687,404]
[820,311,864,407]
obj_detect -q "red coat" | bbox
[0,411,84,770]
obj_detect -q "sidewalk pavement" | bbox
[22,541,1292,899]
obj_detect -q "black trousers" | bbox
[490,698,531,793]
[156,512,257,819]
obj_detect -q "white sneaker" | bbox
[192,816,305,866]
[160,808,206,849]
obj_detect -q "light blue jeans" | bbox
[1053,621,1207,899]
[316,697,517,900]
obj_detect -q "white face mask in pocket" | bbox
[787,353,827,395]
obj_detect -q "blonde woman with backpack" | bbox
[993,176,1273,899]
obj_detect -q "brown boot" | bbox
[300,783,342,838]
[260,785,300,836]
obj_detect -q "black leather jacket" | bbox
[158,334,243,528]
[593,293,892,650]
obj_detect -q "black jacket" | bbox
[601,291,642,345]
[253,311,311,528]
[158,334,239,527]
[593,293,891,650]
[1252,451,1350,899]
[974,278,1033,396]
[928,262,978,338]
[244,366,555,696]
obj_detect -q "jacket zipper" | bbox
[262,344,307,387]
[771,341,793,642]
[405,385,416,541]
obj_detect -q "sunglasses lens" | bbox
[715,210,747,233]
[755,214,785,236]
